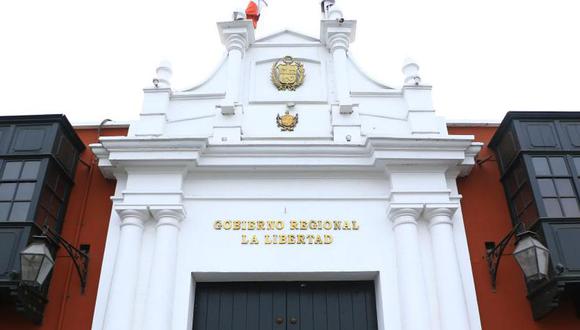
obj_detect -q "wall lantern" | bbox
[20,238,55,287]
[19,225,89,293]
[485,223,550,291]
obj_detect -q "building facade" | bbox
[2,7,580,330]
[91,11,482,330]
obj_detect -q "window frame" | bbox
[526,154,580,219]
[0,158,47,223]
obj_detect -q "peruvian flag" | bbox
[245,0,267,28]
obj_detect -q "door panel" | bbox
[192,281,378,330]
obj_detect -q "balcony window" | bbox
[531,156,580,218]
[0,160,41,222]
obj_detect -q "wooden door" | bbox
[192,281,378,330]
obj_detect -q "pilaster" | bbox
[424,205,470,330]
[403,85,445,135]
[129,60,174,137]
[321,19,360,142]
[214,20,254,144]
[103,206,150,330]
[218,20,254,57]
[143,206,186,330]
[388,204,432,330]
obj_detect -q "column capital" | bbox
[217,20,255,56]
[115,205,150,227]
[150,206,186,227]
[387,204,424,227]
[424,204,458,226]
[320,20,356,53]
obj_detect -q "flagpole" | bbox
[258,0,268,13]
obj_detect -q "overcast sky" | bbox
[1,0,579,124]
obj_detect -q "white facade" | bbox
[91,11,483,330]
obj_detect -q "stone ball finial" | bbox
[153,59,172,88]
[402,58,421,86]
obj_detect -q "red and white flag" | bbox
[245,0,268,28]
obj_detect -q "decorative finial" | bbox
[153,60,172,88]
[327,6,343,21]
[232,8,246,21]
[321,0,336,18]
[402,58,421,86]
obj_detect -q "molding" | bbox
[217,20,255,56]
[90,134,479,177]
[167,114,216,123]
[254,29,320,43]
[115,205,150,227]
[248,100,329,105]
[182,195,390,201]
[143,87,172,94]
[351,91,401,97]
[320,20,357,50]
[387,204,424,227]
[459,142,484,177]
[252,42,321,48]
[446,120,501,127]
[150,206,186,228]
[171,92,226,100]
[72,121,130,129]
[357,112,406,121]
[424,204,459,226]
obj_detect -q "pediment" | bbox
[254,29,320,44]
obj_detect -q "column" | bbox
[214,21,254,143]
[388,206,431,330]
[143,207,186,330]
[217,20,254,107]
[322,19,362,142]
[328,32,350,105]
[321,19,356,109]
[425,207,470,330]
[103,207,149,330]
[225,35,245,103]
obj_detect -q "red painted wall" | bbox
[0,126,127,330]
[450,126,579,330]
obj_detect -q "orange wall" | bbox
[450,126,579,330]
[0,127,127,330]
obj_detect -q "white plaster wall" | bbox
[132,30,448,141]
[90,172,480,330]
[173,184,400,330]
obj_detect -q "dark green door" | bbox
[192,281,378,330]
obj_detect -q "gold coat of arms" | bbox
[271,56,305,91]
[276,111,298,131]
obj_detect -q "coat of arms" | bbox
[276,111,299,131]
[271,56,305,91]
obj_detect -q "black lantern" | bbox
[19,226,89,293]
[485,223,551,290]
[19,237,55,287]
[513,232,550,282]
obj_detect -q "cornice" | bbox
[90,135,480,176]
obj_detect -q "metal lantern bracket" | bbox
[36,225,89,293]
[485,222,524,291]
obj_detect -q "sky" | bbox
[1,0,579,124]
